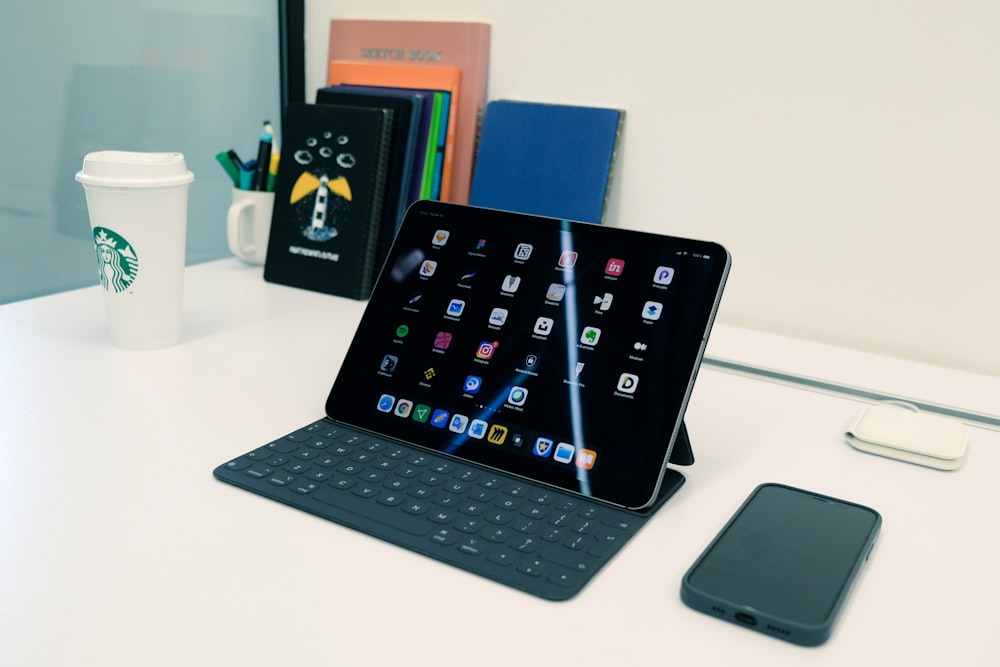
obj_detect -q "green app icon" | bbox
[396,324,410,337]
[412,404,432,423]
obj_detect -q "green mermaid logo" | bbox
[93,227,139,293]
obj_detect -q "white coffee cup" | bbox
[227,187,274,265]
[75,151,194,350]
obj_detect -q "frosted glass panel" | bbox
[0,1,280,304]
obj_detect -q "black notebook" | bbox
[315,86,422,232]
[263,102,394,300]
[219,201,731,599]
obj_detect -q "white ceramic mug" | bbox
[227,188,274,265]
[75,151,194,350]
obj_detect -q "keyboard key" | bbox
[430,528,459,546]
[517,558,545,577]
[479,476,504,490]
[547,570,583,589]
[268,474,295,487]
[402,501,430,516]
[455,519,483,534]
[482,527,511,543]
[267,440,300,453]
[245,463,272,478]
[384,478,410,492]
[307,439,333,450]
[487,548,517,567]
[352,485,380,498]
[458,502,485,516]
[224,457,252,471]
[428,510,455,524]
[377,492,405,507]
[457,537,488,556]
[540,546,594,573]
[485,510,513,526]
[511,536,539,553]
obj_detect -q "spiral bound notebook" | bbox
[263,102,395,300]
[469,100,625,224]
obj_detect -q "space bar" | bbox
[312,487,431,537]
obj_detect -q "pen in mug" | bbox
[250,130,272,191]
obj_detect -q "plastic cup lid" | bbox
[75,151,195,188]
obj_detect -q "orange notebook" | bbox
[327,20,490,204]
[328,60,461,202]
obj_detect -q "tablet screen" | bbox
[326,201,730,508]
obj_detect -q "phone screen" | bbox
[681,483,881,645]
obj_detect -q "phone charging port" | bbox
[734,612,758,627]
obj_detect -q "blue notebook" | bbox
[469,100,625,224]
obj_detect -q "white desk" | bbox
[2,259,998,666]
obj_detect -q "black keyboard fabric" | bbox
[214,418,662,600]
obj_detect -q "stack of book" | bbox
[264,19,490,300]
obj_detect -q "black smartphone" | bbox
[680,483,881,646]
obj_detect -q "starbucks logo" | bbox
[93,227,139,293]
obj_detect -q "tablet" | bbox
[326,200,730,508]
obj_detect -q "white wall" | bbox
[305,0,1000,377]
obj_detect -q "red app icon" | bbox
[558,251,578,268]
[605,258,625,276]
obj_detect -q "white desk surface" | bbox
[2,259,998,666]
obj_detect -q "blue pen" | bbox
[251,130,273,191]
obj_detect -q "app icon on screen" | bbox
[394,399,413,418]
[487,424,508,445]
[380,355,399,373]
[653,266,675,285]
[546,283,566,301]
[476,341,497,360]
[593,292,614,311]
[580,327,602,346]
[449,414,469,433]
[447,299,466,316]
[463,375,483,394]
[553,442,576,464]
[469,419,488,439]
[642,301,663,321]
[432,230,450,246]
[420,260,438,277]
[377,394,395,412]
[604,258,625,276]
[576,449,598,470]
[430,409,450,428]
[534,317,554,336]
[617,373,639,394]
[533,437,554,458]
[558,251,578,268]
[507,386,528,406]
[514,243,533,260]
[412,404,431,423]
[501,275,521,293]
[433,331,453,350]
[489,308,508,326]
